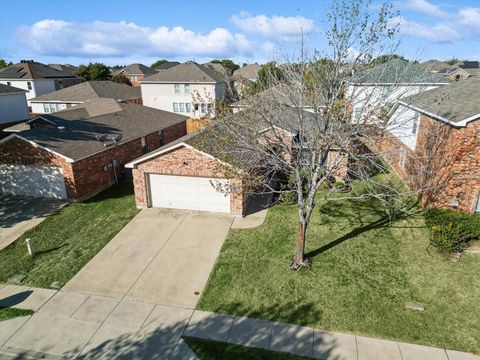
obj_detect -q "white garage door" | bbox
[149,174,231,213]
[0,164,68,199]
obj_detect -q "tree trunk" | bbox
[291,221,311,271]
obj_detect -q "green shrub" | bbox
[429,224,469,254]
[279,191,297,205]
[425,208,480,241]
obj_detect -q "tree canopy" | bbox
[151,59,168,68]
[211,59,240,73]
[0,59,13,69]
[76,62,111,80]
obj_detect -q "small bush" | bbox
[425,208,480,254]
[425,208,480,241]
[429,224,469,254]
[279,191,297,205]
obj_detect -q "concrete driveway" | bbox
[63,208,234,308]
[0,195,66,250]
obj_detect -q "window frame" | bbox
[475,191,480,213]
[174,84,180,94]
[27,81,32,90]
[179,102,185,113]
[185,103,192,113]
[184,84,191,94]
[173,102,179,112]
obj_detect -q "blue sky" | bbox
[1,0,479,66]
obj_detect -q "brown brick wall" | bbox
[163,121,187,144]
[380,114,480,213]
[132,145,244,215]
[0,137,76,197]
[54,78,84,90]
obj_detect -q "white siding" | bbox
[31,102,79,114]
[347,84,440,123]
[0,80,55,103]
[141,82,223,117]
[0,93,29,124]
[387,105,420,150]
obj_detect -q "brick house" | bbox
[126,105,354,215]
[0,98,187,200]
[380,77,480,213]
[113,64,157,87]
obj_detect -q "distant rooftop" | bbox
[143,61,225,83]
[352,59,450,85]
[233,64,261,81]
[30,81,141,103]
[115,63,157,76]
[0,60,80,80]
[0,83,27,94]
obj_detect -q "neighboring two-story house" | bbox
[347,59,450,123]
[29,81,141,114]
[141,61,227,118]
[380,78,480,213]
[114,64,157,87]
[0,84,29,126]
[0,60,83,105]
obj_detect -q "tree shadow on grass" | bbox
[307,198,422,259]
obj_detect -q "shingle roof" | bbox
[233,84,326,109]
[11,98,188,161]
[352,59,449,85]
[0,83,27,94]
[233,64,261,80]
[116,63,157,76]
[154,61,180,71]
[30,81,140,102]
[143,61,225,83]
[0,61,79,80]
[401,77,480,123]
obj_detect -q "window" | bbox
[174,84,180,94]
[159,130,165,146]
[43,103,59,113]
[383,86,391,99]
[173,102,179,112]
[476,191,480,213]
[354,107,363,121]
[179,102,185,113]
[185,103,192,113]
[141,137,147,154]
[201,103,207,114]
[207,103,213,113]
[184,84,191,94]
[27,82,32,90]
[412,112,420,134]
[59,80,64,89]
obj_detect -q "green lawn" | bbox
[183,337,311,359]
[0,308,33,322]
[198,181,480,353]
[0,182,139,288]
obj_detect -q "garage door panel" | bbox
[0,164,68,199]
[149,174,230,213]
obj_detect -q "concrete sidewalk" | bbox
[180,310,480,360]
[1,287,479,359]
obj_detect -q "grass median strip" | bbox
[0,182,139,288]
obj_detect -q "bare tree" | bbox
[193,0,439,270]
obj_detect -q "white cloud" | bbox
[230,11,314,38]
[399,0,448,18]
[394,16,459,43]
[17,20,255,58]
[458,7,480,36]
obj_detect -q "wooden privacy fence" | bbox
[186,118,212,133]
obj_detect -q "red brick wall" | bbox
[129,75,145,88]
[0,137,76,197]
[380,114,480,213]
[132,145,244,214]
[0,121,186,200]
[163,121,187,144]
